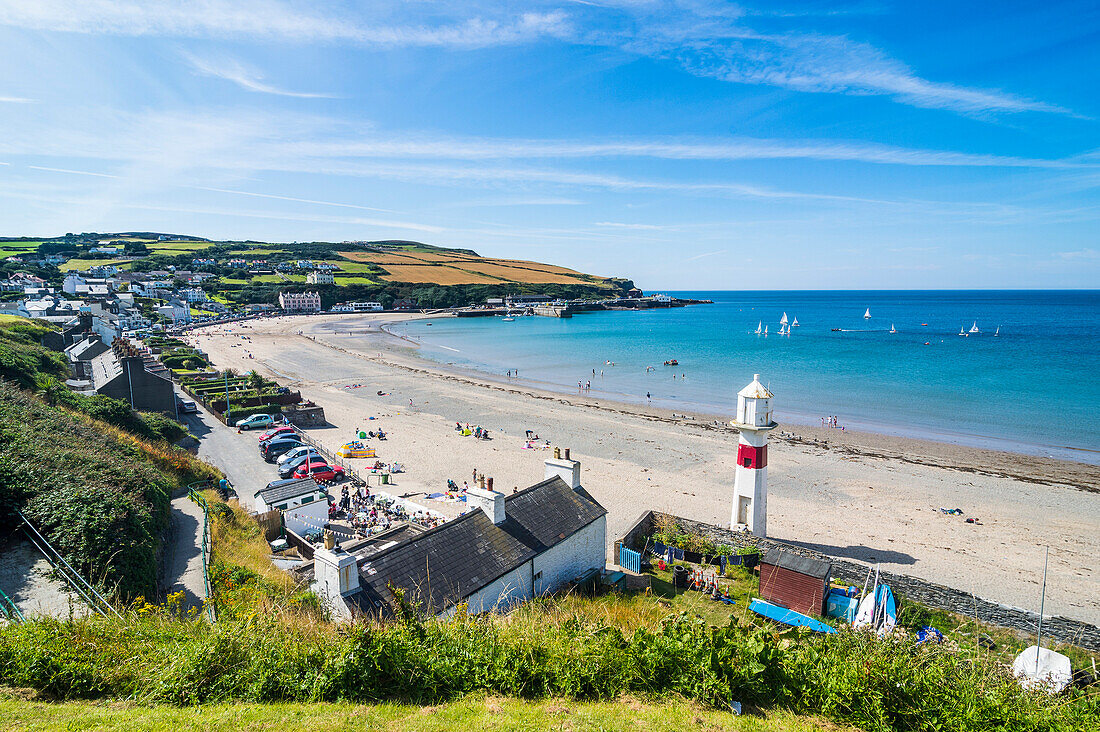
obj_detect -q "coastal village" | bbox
[0,234,1096,729]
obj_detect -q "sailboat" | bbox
[791,317,799,327]
[994,326,1000,337]
[764,325,769,337]
[754,321,762,335]
[958,326,967,336]
[969,321,980,334]
[780,312,789,326]
[863,308,872,319]
[889,324,897,334]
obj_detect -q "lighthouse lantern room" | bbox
[730,373,776,537]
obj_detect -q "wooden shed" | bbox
[758,550,832,617]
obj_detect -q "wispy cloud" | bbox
[0,1,571,48]
[181,52,336,98]
[197,187,391,212]
[594,221,665,229]
[28,165,118,178]
[1056,248,1099,261]
[0,95,35,103]
[687,249,727,261]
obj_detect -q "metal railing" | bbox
[186,481,217,622]
[17,510,122,620]
[0,586,24,623]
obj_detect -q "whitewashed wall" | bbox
[441,561,534,618]
[532,516,606,596]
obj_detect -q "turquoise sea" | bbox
[399,291,1100,463]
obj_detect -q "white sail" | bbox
[969,321,979,334]
[864,308,872,319]
[994,326,1000,337]
[780,312,788,325]
[959,326,966,336]
[764,325,768,336]
[792,317,799,327]
[755,321,762,335]
[889,323,896,333]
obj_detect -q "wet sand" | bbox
[185,313,1100,625]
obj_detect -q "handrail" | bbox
[16,510,122,620]
[0,586,24,623]
[186,481,217,622]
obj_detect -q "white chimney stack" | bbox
[467,484,506,524]
[313,543,360,618]
[544,448,581,490]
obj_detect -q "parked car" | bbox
[261,437,306,462]
[277,445,317,466]
[258,425,296,442]
[176,399,198,414]
[235,414,274,430]
[278,453,321,478]
[293,462,345,482]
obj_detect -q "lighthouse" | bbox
[730,373,776,537]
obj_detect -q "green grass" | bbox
[0,693,844,731]
[146,241,215,252]
[0,313,30,324]
[251,274,285,283]
[335,276,378,285]
[58,258,131,272]
[330,260,378,273]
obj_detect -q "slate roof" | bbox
[255,477,321,505]
[354,476,606,617]
[761,550,831,580]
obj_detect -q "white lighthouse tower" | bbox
[730,373,776,537]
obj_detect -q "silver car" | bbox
[277,445,317,466]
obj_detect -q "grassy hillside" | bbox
[0,318,219,600]
[2,233,634,308]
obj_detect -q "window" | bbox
[301,495,313,504]
[533,571,542,582]
[743,457,752,468]
[276,503,288,511]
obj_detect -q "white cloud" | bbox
[1056,248,1099,261]
[181,52,335,98]
[0,95,35,103]
[593,221,665,229]
[28,165,118,178]
[686,249,727,260]
[0,1,571,48]
[196,186,392,212]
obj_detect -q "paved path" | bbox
[161,494,206,612]
[0,539,91,620]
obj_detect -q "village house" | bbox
[306,271,334,285]
[314,453,607,620]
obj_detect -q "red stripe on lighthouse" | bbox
[737,443,767,469]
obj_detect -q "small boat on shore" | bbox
[749,598,837,634]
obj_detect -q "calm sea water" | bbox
[399,291,1100,463]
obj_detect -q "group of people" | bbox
[821,415,844,429]
[454,422,491,440]
[331,485,444,534]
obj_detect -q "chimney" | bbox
[314,542,360,618]
[467,484,506,524]
[544,448,581,490]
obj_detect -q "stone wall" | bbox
[616,510,1100,652]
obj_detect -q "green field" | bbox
[251,274,286,283]
[147,240,215,252]
[58,259,132,272]
[336,276,378,285]
[329,260,377,272]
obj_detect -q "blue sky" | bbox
[0,1,1097,289]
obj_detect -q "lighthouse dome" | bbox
[735,374,775,428]
[738,373,773,400]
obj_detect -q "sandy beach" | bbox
[185,313,1100,626]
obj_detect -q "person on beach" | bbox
[646,392,651,402]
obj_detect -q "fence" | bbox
[16,510,122,620]
[293,431,367,487]
[619,546,642,574]
[0,587,24,623]
[187,482,217,622]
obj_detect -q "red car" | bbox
[293,461,345,482]
[258,425,296,442]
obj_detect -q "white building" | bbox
[254,478,330,536]
[348,301,383,312]
[179,287,208,303]
[306,271,335,285]
[156,299,191,325]
[319,453,607,620]
[278,291,322,313]
[730,373,776,537]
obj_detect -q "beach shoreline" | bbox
[185,312,1100,625]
